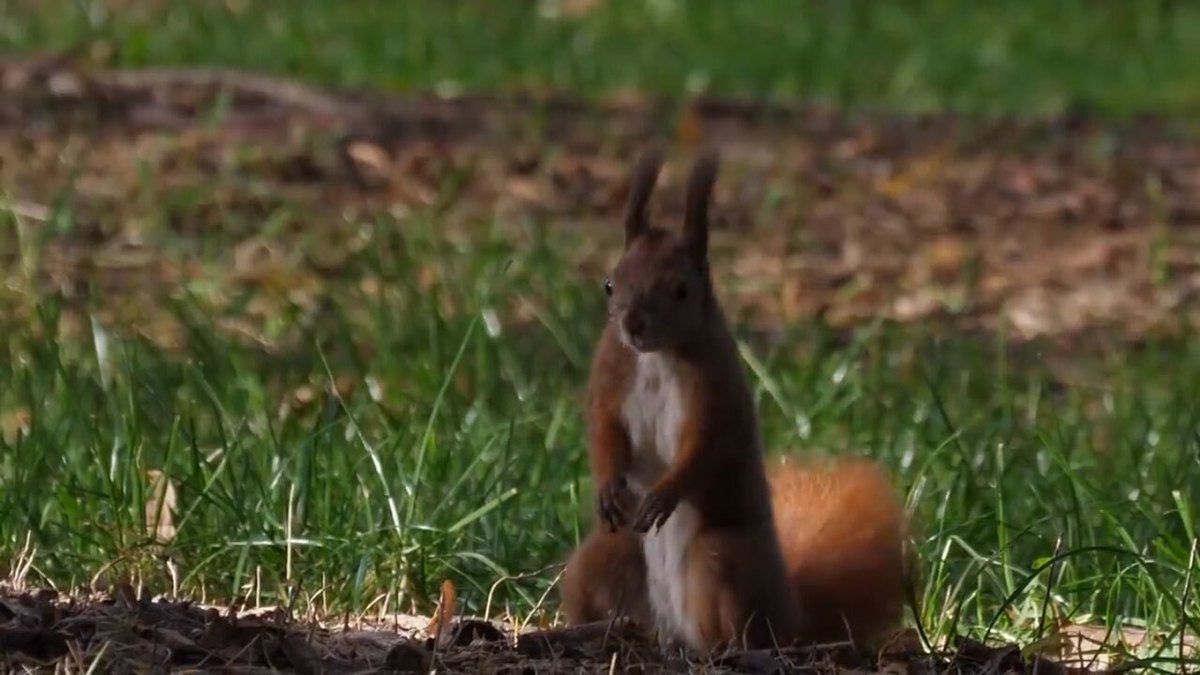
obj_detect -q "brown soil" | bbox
[0,586,1075,674]
[3,53,1200,355]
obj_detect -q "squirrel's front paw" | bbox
[633,483,680,533]
[597,477,633,531]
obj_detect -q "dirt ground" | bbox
[4,52,1200,354]
[0,584,1083,674]
[2,53,1197,672]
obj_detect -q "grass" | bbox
[2,0,1200,664]
[1,0,1199,118]
[3,207,1200,652]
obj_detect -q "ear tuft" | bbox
[623,147,665,246]
[683,147,719,264]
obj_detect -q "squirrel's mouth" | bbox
[621,330,661,354]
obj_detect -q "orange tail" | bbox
[767,454,914,647]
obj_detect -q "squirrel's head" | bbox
[604,148,719,354]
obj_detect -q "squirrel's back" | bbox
[768,455,913,646]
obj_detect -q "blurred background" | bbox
[2,0,1200,667]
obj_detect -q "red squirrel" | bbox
[559,148,913,653]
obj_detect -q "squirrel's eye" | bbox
[674,281,688,301]
[604,279,613,297]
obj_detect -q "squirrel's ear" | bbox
[623,148,664,246]
[682,147,719,265]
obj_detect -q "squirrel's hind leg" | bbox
[682,524,804,652]
[560,526,650,627]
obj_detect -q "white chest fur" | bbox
[619,353,705,649]
[620,353,685,489]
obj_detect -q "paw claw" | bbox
[597,477,631,531]
[632,487,679,534]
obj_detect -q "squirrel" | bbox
[558,148,914,653]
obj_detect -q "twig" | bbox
[95,67,364,123]
[514,618,641,657]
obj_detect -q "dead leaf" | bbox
[504,176,547,204]
[925,235,969,280]
[1045,622,1199,670]
[879,148,951,198]
[540,0,605,20]
[344,139,393,186]
[425,577,458,648]
[144,469,177,544]
[1,407,31,444]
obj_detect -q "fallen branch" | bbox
[95,66,364,123]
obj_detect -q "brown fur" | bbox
[559,148,914,653]
[562,457,913,648]
[565,148,799,652]
[559,524,651,627]
[768,455,913,646]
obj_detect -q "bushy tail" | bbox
[767,454,915,646]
